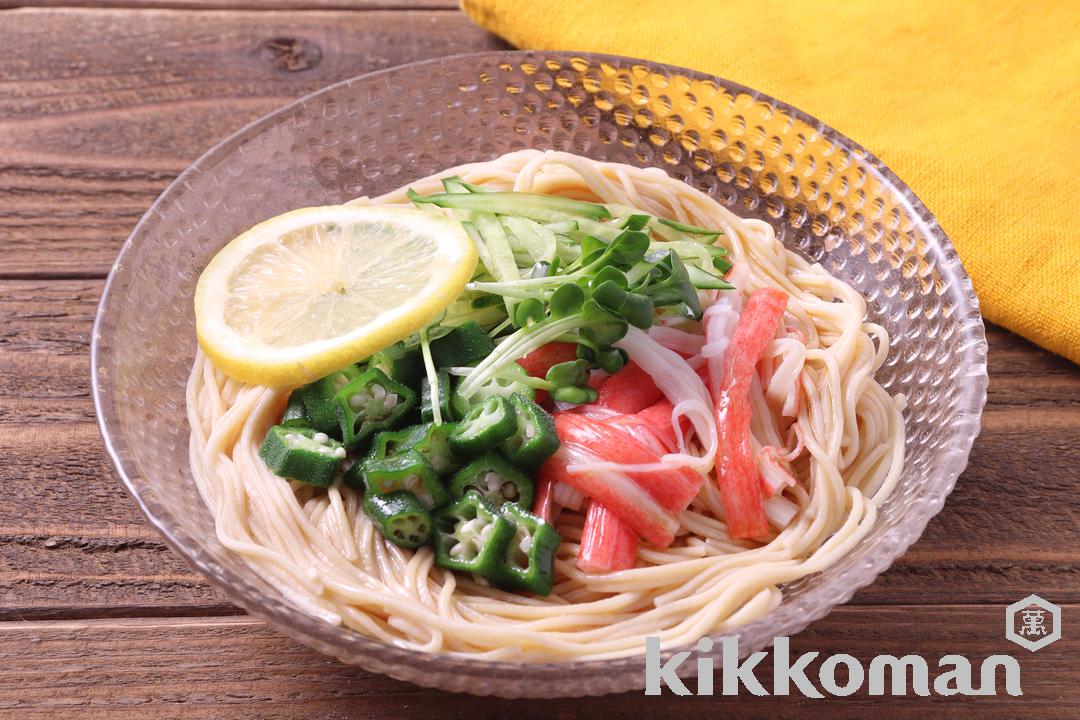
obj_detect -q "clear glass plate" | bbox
[91,51,988,697]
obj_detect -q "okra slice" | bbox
[362,450,448,509]
[297,365,362,437]
[399,422,460,475]
[430,320,495,368]
[448,395,516,456]
[368,427,415,461]
[448,453,534,509]
[499,393,560,470]
[259,425,346,488]
[421,369,458,424]
[432,490,515,578]
[494,502,561,596]
[342,458,365,490]
[363,491,433,550]
[367,341,424,388]
[342,427,410,488]
[281,394,309,427]
[451,363,536,419]
[333,368,416,451]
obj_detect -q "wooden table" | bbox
[2,3,1078,717]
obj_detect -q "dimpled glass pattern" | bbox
[92,52,987,697]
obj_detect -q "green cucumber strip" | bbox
[543,220,578,234]
[657,217,724,236]
[687,264,735,290]
[408,190,612,221]
[473,214,520,316]
[502,216,557,267]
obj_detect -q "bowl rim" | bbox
[91,49,988,694]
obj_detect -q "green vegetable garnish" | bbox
[259,425,346,487]
[363,491,433,550]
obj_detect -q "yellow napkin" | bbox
[462,0,1080,363]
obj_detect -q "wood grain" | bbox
[0,7,506,278]
[0,609,1075,718]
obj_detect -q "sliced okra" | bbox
[421,369,458,424]
[281,394,309,427]
[448,395,516,456]
[432,490,515,578]
[297,365,362,437]
[398,422,460,475]
[429,320,495,368]
[363,491,433,550]
[333,368,416,450]
[259,425,346,488]
[362,450,448,510]
[448,453,534,509]
[499,393,559,470]
[451,363,536,418]
[366,341,424,388]
[495,502,560,596]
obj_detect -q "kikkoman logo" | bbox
[645,595,1061,696]
[644,637,1023,697]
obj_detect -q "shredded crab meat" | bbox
[764,494,800,529]
[647,325,705,356]
[758,446,798,496]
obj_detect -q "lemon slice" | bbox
[195,205,477,386]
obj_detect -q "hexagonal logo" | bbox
[1005,594,1061,652]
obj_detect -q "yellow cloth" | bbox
[462,0,1080,363]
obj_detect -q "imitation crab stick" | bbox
[758,446,798,498]
[578,502,638,573]
[538,443,677,547]
[532,473,557,524]
[554,413,703,512]
[710,287,789,540]
[603,399,689,455]
[594,362,663,413]
[604,415,669,455]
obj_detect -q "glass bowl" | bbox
[91,51,988,697]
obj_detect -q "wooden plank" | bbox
[0,276,1077,616]
[0,424,238,618]
[0,7,507,277]
[0,608,1074,718]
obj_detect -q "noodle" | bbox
[186,150,906,661]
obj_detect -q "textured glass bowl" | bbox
[92,51,987,697]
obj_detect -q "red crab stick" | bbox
[604,400,683,454]
[532,473,557,524]
[711,288,789,540]
[595,362,663,413]
[632,399,692,453]
[578,502,638,573]
[538,442,677,548]
[554,413,703,513]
